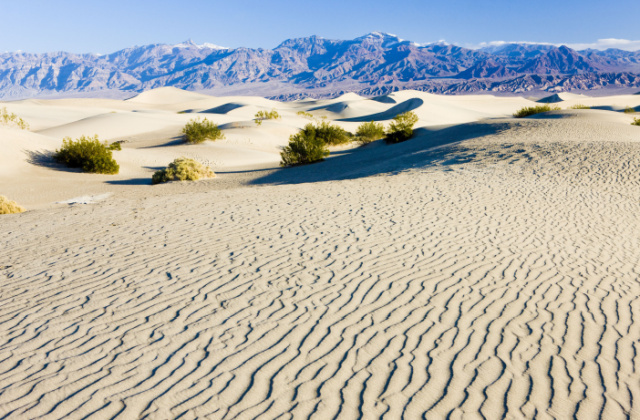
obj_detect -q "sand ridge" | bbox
[1,88,640,418]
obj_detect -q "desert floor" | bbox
[1,88,640,419]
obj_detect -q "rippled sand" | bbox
[1,90,640,418]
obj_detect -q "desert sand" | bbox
[1,88,640,419]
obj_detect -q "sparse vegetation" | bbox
[355,121,385,144]
[312,120,352,145]
[280,125,330,166]
[624,106,636,114]
[1,107,29,130]
[0,196,25,214]
[513,104,561,118]
[108,141,123,151]
[255,109,281,125]
[183,117,225,143]
[53,135,120,174]
[569,104,591,109]
[296,111,313,119]
[152,158,215,184]
[632,117,640,126]
[385,111,419,144]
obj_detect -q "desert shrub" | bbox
[255,109,281,126]
[632,117,640,126]
[355,121,385,144]
[183,118,225,143]
[0,107,29,130]
[624,106,636,114]
[0,196,25,214]
[54,135,119,174]
[280,126,330,166]
[513,104,560,118]
[152,158,215,184]
[570,104,591,109]
[385,111,419,144]
[313,120,352,145]
[108,141,122,151]
[296,111,313,119]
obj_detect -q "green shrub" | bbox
[313,120,352,145]
[624,106,636,114]
[152,158,215,184]
[513,104,561,118]
[1,107,29,130]
[108,141,123,151]
[632,117,640,126]
[54,135,120,174]
[280,126,330,166]
[0,195,25,214]
[385,111,419,144]
[569,104,591,109]
[183,118,225,143]
[355,121,385,144]
[255,109,281,126]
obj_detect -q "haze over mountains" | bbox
[2,32,640,100]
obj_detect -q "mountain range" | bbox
[1,32,640,100]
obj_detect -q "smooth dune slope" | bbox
[1,98,640,419]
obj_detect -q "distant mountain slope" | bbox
[0,33,639,100]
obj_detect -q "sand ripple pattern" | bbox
[2,120,640,419]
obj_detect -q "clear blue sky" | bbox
[2,0,639,53]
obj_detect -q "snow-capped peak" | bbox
[174,39,228,50]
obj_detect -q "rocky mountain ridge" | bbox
[1,33,639,100]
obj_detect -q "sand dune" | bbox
[537,92,588,103]
[126,86,215,105]
[2,88,640,418]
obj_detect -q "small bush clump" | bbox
[385,111,419,144]
[0,196,25,214]
[569,104,591,109]
[513,104,561,118]
[355,121,385,144]
[255,109,281,126]
[152,158,216,184]
[54,135,120,174]
[632,117,640,126]
[183,118,225,143]
[313,120,352,145]
[280,126,330,166]
[624,106,636,114]
[296,111,314,119]
[1,107,29,130]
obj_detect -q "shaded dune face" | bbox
[1,89,640,418]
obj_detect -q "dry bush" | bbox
[152,158,215,184]
[385,111,419,144]
[183,118,225,143]
[569,104,591,109]
[54,135,120,174]
[0,196,25,214]
[255,109,281,125]
[296,111,313,119]
[280,126,330,166]
[355,121,385,144]
[513,104,560,118]
[0,107,29,130]
[632,117,640,126]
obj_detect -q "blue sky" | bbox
[2,0,639,53]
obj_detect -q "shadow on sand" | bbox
[105,178,152,186]
[138,136,185,149]
[337,98,425,122]
[24,150,85,173]
[249,120,509,186]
